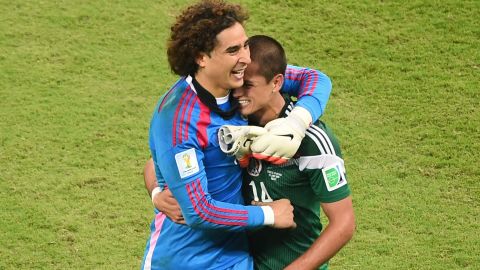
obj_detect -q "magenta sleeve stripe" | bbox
[158,79,183,112]
[183,96,197,141]
[196,102,211,149]
[158,88,174,112]
[286,75,301,81]
[193,180,248,215]
[287,68,303,75]
[186,182,247,226]
[302,72,313,97]
[178,91,191,142]
[187,183,246,226]
[287,66,302,73]
[286,70,302,79]
[307,72,319,96]
[178,90,195,143]
[172,87,190,146]
[286,72,302,81]
[188,181,248,220]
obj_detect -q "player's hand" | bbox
[250,107,312,165]
[153,188,185,224]
[252,199,296,229]
[218,125,267,167]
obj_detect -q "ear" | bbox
[196,53,208,68]
[271,74,284,93]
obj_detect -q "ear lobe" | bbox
[196,53,207,68]
[272,74,284,92]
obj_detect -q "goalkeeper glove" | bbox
[251,106,312,164]
[218,125,267,167]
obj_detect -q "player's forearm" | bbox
[144,158,159,197]
[293,69,331,121]
[181,201,267,231]
[283,65,332,120]
[170,183,268,231]
[284,212,355,269]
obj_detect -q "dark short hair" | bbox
[248,35,287,82]
[167,0,248,76]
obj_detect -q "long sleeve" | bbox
[153,145,265,231]
[281,65,332,121]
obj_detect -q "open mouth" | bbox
[231,69,245,79]
[238,99,250,106]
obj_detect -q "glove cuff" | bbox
[287,106,312,133]
[218,125,267,155]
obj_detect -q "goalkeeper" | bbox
[147,35,355,269]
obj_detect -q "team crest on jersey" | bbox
[175,148,199,179]
[247,159,262,176]
[322,163,347,191]
[267,170,282,181]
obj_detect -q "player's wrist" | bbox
[261,206,275,225]
[288,106,312,132]
[151,186,163,204]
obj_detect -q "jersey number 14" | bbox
[248,181,273,202]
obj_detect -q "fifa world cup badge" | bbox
[175,148,200,178]
[183,154,192,168]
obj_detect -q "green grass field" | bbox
[1,0,479,269]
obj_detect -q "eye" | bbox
[226,46,240,55]
[242,82,253,89]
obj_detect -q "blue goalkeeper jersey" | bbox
[142,66,331,270]
[281,65,332,121]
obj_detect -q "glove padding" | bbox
[251,107,312,165]
[218,125,267,167]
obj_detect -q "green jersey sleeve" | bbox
[298,121,351,203]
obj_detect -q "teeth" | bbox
[238,100,249,105]
[232,69,245,79]
[232,68,245,73]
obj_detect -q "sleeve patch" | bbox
[322,163,347,191]
[175,148,199,179]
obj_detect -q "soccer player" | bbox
[237,35,355,270]
[142,0,333,269]
[148,34,355,270]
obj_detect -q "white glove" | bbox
[218,125,267,167]
[251,107,312,164]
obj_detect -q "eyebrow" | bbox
[224,39,249,53]
[243,80,253,86]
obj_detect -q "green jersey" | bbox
[243,100,351,270]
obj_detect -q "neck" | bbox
[250,93,286,126]
[195,72,229,98]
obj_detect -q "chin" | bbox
[229,79,244,89]
[241,109,253,116]
[238,108,248,115]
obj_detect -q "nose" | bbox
[233,87,244,98]
[239,45,251,64]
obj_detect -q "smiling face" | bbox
[196,22,251,97]
[233,62,273,115]
[233,61,285,125]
